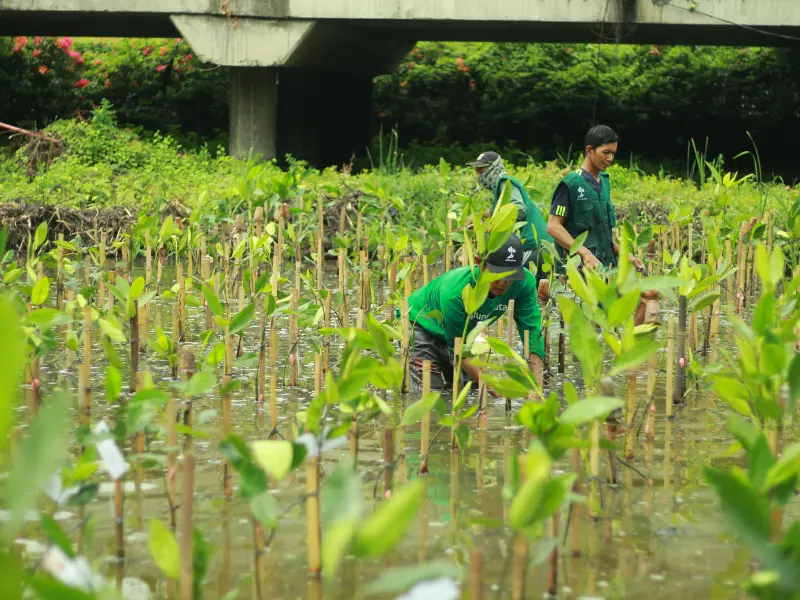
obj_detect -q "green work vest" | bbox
[558,170,617,268]
[492,175,553,254]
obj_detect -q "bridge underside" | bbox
[3,10,799,168]
[3,13,800,47]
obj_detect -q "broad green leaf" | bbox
[764,443,800,491]
[769,247,785,286]
[105,365,122,403]
[704,467,771,559]
[789,354,800,413]
[713,376,752,416]
[690,291,720,314]
[566,260,595,309]
[727,413,758,452]
[453,381,472,413]
[251,440,294,481]
[28,576,94,600]
[31,276,50,306]
[353,479,424,558]
[26,308,69,328]
[33,221,48,252]
[401,392,441,426]
[563,381,579,406]
[481,374,530,398]
[487,205,518,252]
[98,318,126,343]
[608,290,640,327]
[759,344,787,377]
[201,285,224,317]
[229,303,255,335]
[149,518,180,579]
[560,396,623,426]
[322,518,357,581]
[40,514,75,559]
[570,231,589,256]
[321,460,363,527]
[206,342,226,367]
[186,371,217,396]
[748,435,775,492]
[129,276,145,300]
[509,442,551,530]
[250,491,281,529]
[609,340,661,376]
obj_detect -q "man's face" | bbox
[489,279,512,296]
[587,142,617,172]
[475,166,487,178]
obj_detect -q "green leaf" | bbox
[251,440,294,481]
[202,285,224,317]
[31,276,50,306]
[4,391,71,544]
[608,290,641,327]
[105,365,122,403]
[703,467,771,558]
[487,205,518,253]
[229,303,255,335]
[769,247,785,286]
[206,342,226,367]
[481,374,530,398]
[713,376,752,416]
[362,561,462,596]
[186,371,217,396]
[509,441,551,530]
[609,340,661,376]
[748,435,775,492]
[33,221,48,252]
[569,231,589,256]
[560,397,623,426]
[98,318,126,343]
[453,381,472,413]
[401,392,441,426]
[250,491,281,529]
[193,528,210,599]
[28,575,94,600]
[353,479,424,558]
[26,308,69,328]
[322,518,357,582]
[149,518,180,579]
[727,413,758,453]
[689,291,720,314]
[321,460,363,527]
[40,514,75,559]
[563,381,579,406]
[789,353,800,413]
[764,443,800,491]
[129,276,145,300]
[759,344,787,377]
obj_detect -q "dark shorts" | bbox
[408,324,471,393]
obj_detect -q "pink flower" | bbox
[160,46,167,56]
[408,62,415,68]
[175,38,183,43]
[156,65,166,72]
[74,78,90,88]
[94,59,103,65]
[400,80,408,87]
[65,66,73,73]
[650,45,660,56]
[12,36,28,53]
[469,80,477,89]
[34,37,42,46]
[185,53,193,62]
[37,65,49,75]
[142,46,152,56]
[175,65,183,72]
[55,37,73,51]
[68,50,84,64]
[33,49,41,58]
[105,79,112,88]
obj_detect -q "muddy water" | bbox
[16,263,799,600]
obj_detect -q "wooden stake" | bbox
[383,426,394,496]
[306,456,321,576]
[666,316,674,418]
[511,455,527,600]
[675,295,687,406]
[269,320,278,435]
[470,550,484,600]
[180,454,194,600]
[420,360,431,474]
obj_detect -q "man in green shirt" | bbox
[466,151,554,283]
[546,125,656,324]
[407,235,545,394]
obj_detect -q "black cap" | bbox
[486,235,525,281]
[466,151,500,168]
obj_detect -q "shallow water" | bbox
[10,261,799,600]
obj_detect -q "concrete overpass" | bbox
[2,0,799,167]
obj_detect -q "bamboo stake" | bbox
[289,288,299,386]
[470,550,484,600]
[401,260,412,393]
[314,353,322,397]
[420,360,431,475]
[383,426,394,497]
[675,295,687,406]
[167,394,177,530]
[422,255,429,286]
[114,478,124,562]
[145,231,152,286]
[666,316,674,418]
[223,335,234,498]
[323,295,332,376]
[130,298,139,393]
[306,456,321,577]
[269,320,278,435]
[135,371,145,485]
[511,455,527,600]
[180,453,194,600]
[547,511,559,597]
[99,232,107,306]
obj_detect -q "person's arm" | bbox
[512,282,546,391]
[546,183,600,269]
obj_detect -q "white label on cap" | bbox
[93,421,129,481]
[506,246,517,262]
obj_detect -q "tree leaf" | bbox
[609,339,661,376]
[201,285,224,317]
[362,561,462,596]
[560,396,623,426]
[401,392,441,427]
[353,479,424,559]
[487,205,518,253]
[569,231,589,256]
[229,303,255,335]
[764,443,800,491]
[186,371,216,397]
[33,221,48,252]
[608,290,641,327]
[250,491,281,529]
[129,276,145,300]
[713,376,752,416]
[98,318,126,343]
[251,440,294,481]
[31,276,50,306]
[149,518,180,580]
[104,365,122,403]
[481,374,531,398]
[40,514,75,559]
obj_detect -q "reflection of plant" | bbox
[702,245,800,599]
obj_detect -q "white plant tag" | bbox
[93,421,129,480]
[41,546,94,590]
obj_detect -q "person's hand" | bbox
[630,255,645,272]
[580,250,601,270]
[464,215,474,230]
[486,386,501,399]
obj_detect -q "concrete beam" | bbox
[229,67,278,160]
[171,16,314,67]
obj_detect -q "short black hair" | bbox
[585,125,619,149]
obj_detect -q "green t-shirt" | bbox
[408,266,545,360]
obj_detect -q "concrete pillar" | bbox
[229,67,278,161]
[277,70,374,169]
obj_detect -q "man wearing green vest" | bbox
[546,125,656,324]
[466,151,553,283]
[407,235,544,394]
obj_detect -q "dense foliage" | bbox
[2,37,799,173]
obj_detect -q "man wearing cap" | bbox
[406,234,544,394]
[466,151,553,283]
